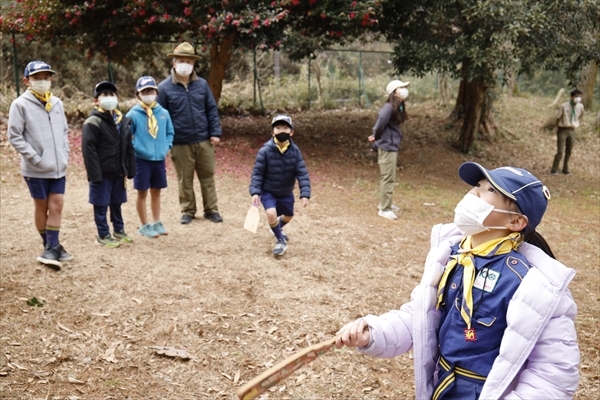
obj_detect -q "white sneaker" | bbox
[378,210,398,220]
[378,204,400,212]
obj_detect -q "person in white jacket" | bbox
[336,162,580,399]
[8,61,72,271]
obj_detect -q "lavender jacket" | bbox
[359,223,580,399]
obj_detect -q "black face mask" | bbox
[275,133,290,142]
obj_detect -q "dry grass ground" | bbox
[1,96,598,400]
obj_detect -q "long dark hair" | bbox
[387,91,407,125]
[524,231,556,259]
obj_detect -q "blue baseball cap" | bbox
[271,114,294,129]
[24,61,56,77]
[458,162,551,233]
[135,76,158,93]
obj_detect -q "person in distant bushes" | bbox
[156,41,223,225]
[126,76,174,238]
[249,115,311,256]
[8,60,72,271]
[369,79,409,220]
[336,162,580,400]
[82,81,136,248]
[551,89,584,175]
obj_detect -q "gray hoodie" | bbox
[8,90,70,179]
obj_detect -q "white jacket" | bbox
[359,224,580,399]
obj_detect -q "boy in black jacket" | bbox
[249,115,311,256]
[82,81,136,248]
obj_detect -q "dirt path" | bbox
[1,105,598,399]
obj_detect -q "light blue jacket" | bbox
[126,103,174,161]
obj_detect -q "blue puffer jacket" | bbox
[249,139,311,198]
[126,103,174,161]
[156,70,221,145]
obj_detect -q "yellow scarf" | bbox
[29,89,52,112]
[96,107,123,125]
[139,101,158,139]
[436,232,521,329]
[274,137,290,154]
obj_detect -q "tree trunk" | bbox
[457,79,487,152]
[580,61,598,110]
[438,73,451,106]
[207,33,236,104]
[449,78,466,120]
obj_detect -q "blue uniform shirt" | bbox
[437,242,531,377]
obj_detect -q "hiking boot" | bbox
[96,235,120,248]
[180,214,194,224]
[37,244,62,271]
[113,231,133,243]
[378,209,398,220]
[152,221,168,235]
[138,224,159,238]
[203,212,223,223]
[378,204,400,212]
[273,239,287,256]
[57,244,73,262]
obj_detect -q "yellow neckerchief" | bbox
[274,137,290,154]
[96,106,123,125]
[436,232,521,329]
[29,89,52,112]
[139,101,158,139]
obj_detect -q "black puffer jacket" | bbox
[82,109,135,182]
[249,139,311,198]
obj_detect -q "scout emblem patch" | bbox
[473,268,500,293]
[464,327,477,342]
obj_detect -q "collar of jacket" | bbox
[170,68,199,85]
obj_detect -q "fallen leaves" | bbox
[150,346,192,360]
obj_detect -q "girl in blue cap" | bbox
[336,162,579,399]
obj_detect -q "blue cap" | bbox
[458,162,551,233]
[271,114,293,129]
[24,61,56,77]
[135,76,158,93]
[93,81,117,98]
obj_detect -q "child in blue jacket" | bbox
[126,76,174,238]
[249,115,311,256]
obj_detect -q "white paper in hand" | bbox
[243,206,260,233]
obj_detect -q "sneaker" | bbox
[113,231,133,243]
[378,209,398,220]
[57,244,73,262]
[138,224,159,238]
[378,204,400,212]
[152,221,168,235]
[203,212,223,223]
[273,239,287,256]
[563,171,571,175]
[37,244,62,271]
[96,235,121,248]
[180,214,194,224]
[550,170,558,175]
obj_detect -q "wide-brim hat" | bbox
[458,162,551,233]
[385,80,410,95]
[167,42,201,60]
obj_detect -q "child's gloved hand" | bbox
[335,318,370,349]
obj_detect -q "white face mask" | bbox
[99,96,118,111]
[30,79,51,94]
[397,87,409,100]
[141,94,157,105]
[453,193,521,236]
[573,97,582,103]
[175,63,194,76]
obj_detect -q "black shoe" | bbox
[563,170,571,175]
[550,170,558,175]
[57,244,73,262]
[203,212,223,223]
[180,214,195,224]
[37,244,63,271]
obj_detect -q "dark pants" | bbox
[94,204,124,238]
[551,127,575,173]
